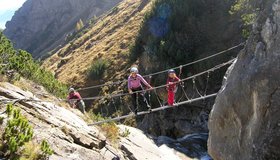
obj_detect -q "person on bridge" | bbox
[166,69,181,106]
[67,88,86,114]
[128,67,153,115]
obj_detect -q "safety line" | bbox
[88,93,217,125]
[81,58,235,101]
[77,43,244,91]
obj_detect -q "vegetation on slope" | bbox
[0,104,53,159]
[0,32,67,97]
[43,0,153,86]
[230,0,259,37]
[87,58,109,80]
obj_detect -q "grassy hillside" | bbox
[43,0,153,87]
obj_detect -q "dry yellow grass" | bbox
[20,141,41,160]
[43,0,153,87]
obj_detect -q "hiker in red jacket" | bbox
[166,69,181,106]
[67,88,85,113]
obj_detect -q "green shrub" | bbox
[120,128,130,137]
[0,32,68,98]
[230,0,257,38]
[1,104,54,159]
[87,59,109,79]
[6,103,13,117]
[1,104,34,158]
[40,140,54,158]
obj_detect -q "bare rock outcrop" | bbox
[208,0,280,159]
[0,82,122,160]
[118,125,186,160]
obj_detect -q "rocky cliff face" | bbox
[3,0,121,58]
[208,0,280,159]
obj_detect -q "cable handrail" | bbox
[77,42,244,91]
[81,58,236,101]
[0,58,235,103]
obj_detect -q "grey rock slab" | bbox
[0,82,112,159]
[118,125,184,160]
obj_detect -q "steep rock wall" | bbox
[208,0,280,159]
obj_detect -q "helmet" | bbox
[130,67,138,73]
[168,69,175,74]
[69,88,75,93]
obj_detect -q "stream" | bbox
[156,133,212,160]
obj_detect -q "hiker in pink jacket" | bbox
[128,67,152,115]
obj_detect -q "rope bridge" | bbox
[0,43,244,126]
[89,93,217,125]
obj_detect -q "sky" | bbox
[0,0,26,29]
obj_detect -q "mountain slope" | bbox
[43,0,152,86]
[3,0,122,58]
